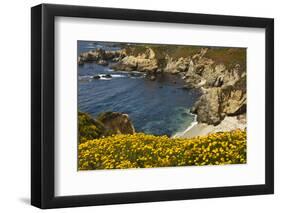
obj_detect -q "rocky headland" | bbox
[78,44,246,137]
[78,111,135,143]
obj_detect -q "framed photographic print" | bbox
[31,4,274,209]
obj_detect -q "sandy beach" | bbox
[173,115,246,139]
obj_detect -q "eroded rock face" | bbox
[223,90,246,115]
[184,55,243,90]
[97,112,135,135]
[110,48,158,73]
[191,75,246,125]
[163,56,190,74]
[191,88,223,125]
[178,47,247,125]
[221,76,246,116]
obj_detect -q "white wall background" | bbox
[0,0,279,212]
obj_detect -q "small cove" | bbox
[78,41,201,136]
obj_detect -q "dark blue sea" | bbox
[78,41,200,136]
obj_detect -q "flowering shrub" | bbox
[78,112,108,143]
[78,130,246,170]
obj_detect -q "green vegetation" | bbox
[78,112,107,143]
[151,45,200,59]
[151,45,201,69]
[78,130,246,170]
[124,45,148,56]
[205,47,246,71]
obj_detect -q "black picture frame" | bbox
[31,3,274,209]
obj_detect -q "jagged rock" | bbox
[146,47,156,59]
[97,112,135,135]
[192,48,208,62]
[137,58,158,72]
[215,64,226,73]
[222,65,241,87]
[179,46,247,125]
[184,74,203,88]
[221,75,247,116]
[187,60,195,73]
[191,75,246,125]
[164,56,189,74]
[191,88,223,125]
[80,48,106,62]
[111,48,158,73]
[223,90,246,115]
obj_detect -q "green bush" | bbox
[78,112,106,143]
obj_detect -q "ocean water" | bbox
[78,41,200,136]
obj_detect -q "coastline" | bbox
[173,115,246,139]
[173,114,198,138]
[78,42,247,139]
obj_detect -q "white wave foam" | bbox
[110,74,126,78]
[172,114,198,138]
[99,77,111,80]
[97,74,126,80]
[79,72,144,81]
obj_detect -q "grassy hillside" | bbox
[125,44,246,70]
[205,47,246,70]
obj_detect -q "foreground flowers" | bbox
[78,130,246,170]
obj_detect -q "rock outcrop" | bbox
[110,48,158,72]
[78,111,135,143]
[97,112,135,135]
[191,88,223,125]
[181,48,246,125]
[191,75,246,125]
[78,48,126,65]
[163,56,190,74]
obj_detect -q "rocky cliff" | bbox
[187,49,246,125]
